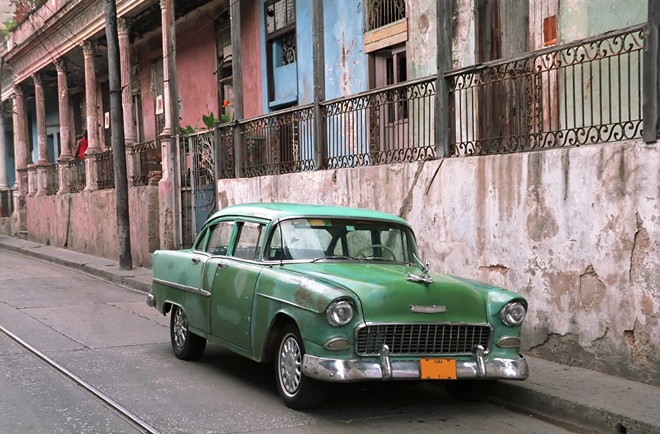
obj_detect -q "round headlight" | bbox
[326,299,354,326]
[500,301,527,327]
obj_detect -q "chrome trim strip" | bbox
[410,305,447,313]
[256,293,320,313]
[152,277,211,297]
[302,354,529,382]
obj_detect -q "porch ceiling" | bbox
[130,0,216,38]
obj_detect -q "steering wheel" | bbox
[354,244,396,260]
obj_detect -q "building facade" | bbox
[0,0,658,386]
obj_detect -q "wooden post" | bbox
[313,0,326,169]
[435,0,453,157]
[643,0,659,143]
[230,0,243,178]
[105,0,133,269]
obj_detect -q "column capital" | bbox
[118,17,130,35]
[55,58,66,72]
[82,40,95,56]
[32,72,42,86]
[13,83,23,97]
[159,0,167,10]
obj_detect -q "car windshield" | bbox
[265,218,419,263]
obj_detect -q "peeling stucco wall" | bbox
[26,186,159,268]
[216,140,659,386]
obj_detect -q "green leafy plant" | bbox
[202,112,222,130]
[179,124,195,135]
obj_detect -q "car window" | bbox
[233,222,264,260]
[206,221,234,256]
[267,218,417,263]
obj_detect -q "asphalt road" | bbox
[0,250,579,433]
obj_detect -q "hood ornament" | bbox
[411,304,446,313]
[407,254,433,284]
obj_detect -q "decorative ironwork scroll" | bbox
[447,25,646,156]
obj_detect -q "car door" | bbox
[186,219,236,334]
[210,220,266,353]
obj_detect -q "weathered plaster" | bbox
[216,141,660,385]
[26,187,159,267]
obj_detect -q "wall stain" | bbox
[478,263,509,275]
[579,264,606,311]
[398,162,426,220]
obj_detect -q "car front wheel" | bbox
[275,325,326,409]
[170,305,206,360]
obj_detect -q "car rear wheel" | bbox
[170,305,206,360]
[275,325,326,409]
[444,380,496,401]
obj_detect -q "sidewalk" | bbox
[1,236,658,433]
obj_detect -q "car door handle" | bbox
[217,262,228,269]
[192,257,201,264]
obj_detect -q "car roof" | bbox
[208,202,410,225]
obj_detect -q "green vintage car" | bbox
[147,203,528,409]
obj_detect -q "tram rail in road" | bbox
[0,324,161,434]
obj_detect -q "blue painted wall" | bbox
[258,0,368,111]
[26,90,60,164]
[323,0,367,100]
[4,115,14,187]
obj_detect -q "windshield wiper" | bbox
[311,255,356,262]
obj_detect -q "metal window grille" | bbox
[365,0,406,32]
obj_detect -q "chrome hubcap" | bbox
[279,334,302,395]
[173,308,187,349]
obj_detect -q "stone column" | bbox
[56,59,74,194]
[55,58,74,194]
[118,18,136,146]
[0,104,8,191]
[118,17,137,184]
[32,73,49,165]
[159,0,172,137]
[158,0,178,249]
[12,86,29,234]
[32,73,49,195]
[56,60,73,159]
[82,41,100,190]
[82,41,101,153]
[12,86,28,193]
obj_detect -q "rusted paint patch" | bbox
[579,265,606,311]
[478,263,509,275]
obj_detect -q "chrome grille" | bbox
[356,324,491,355]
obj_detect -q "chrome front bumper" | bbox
[302,345,528,382]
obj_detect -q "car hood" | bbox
[282,263,487,324]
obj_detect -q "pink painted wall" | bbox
[138,45,158,143]
[242,0,264,118]
[176,24,219,130]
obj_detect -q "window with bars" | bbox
[265,0,297,108]
[365,0,406,32]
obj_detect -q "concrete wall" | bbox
[216,140,660,386]
[25,186,160,268]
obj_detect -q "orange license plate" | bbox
[420,358,457,380]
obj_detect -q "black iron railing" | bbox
[131,140,162,186]
[240,105,315,177]
[96,150,115,190]
[45,164,58,195]
[68,158,86,193]
[216,124,234,179]
[323,77,436,168]
[446,25,646,156]
[181,25,653,182]
[364,0,406,32]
